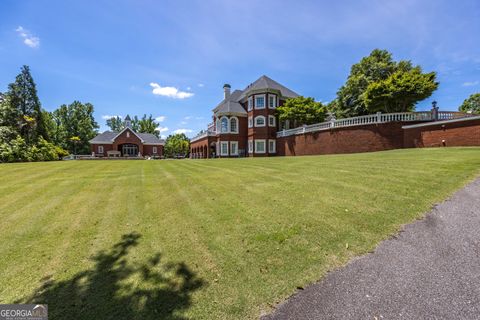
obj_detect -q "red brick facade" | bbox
[403,118,480,148]
[90,127,164,157]
[276,118,480,156]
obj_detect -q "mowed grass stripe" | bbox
[1,148,479,319]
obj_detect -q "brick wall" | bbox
[403,118,480,148]
[277,122,409,156]
[277,118,480,157]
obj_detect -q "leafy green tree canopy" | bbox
[276,96,327,127]
[458,93,480,114]
[164,133,190,158]
[333,49,438,117]
[106,114,160,137]
[50,101,99,154]
[106,116,124,132]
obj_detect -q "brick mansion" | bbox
[190,75,480,158]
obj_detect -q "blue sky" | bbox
[1,0,479,137]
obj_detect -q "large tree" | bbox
[458,93,480,114]
[138,114,160,137]
[276,96,327,127]
[363,66,439,113]
[106,116,124,131]
[50,101,99,154]
[164,133,189,157]
[5,65,49,143]
[333,49,438,117]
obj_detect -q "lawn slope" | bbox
[0,148,479,319]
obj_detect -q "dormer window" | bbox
[268,95,276,108]
[255,95,265,109]
[248,97,253,111]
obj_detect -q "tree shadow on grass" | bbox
[17,232,205,320]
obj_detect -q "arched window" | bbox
[230,117,238,133]
[221,117,229,133]
[254,115,266,127]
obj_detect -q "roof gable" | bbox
[112,127,145,142]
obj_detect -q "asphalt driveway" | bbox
[264,177,480,320]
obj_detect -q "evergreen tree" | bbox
[6,65,48,143]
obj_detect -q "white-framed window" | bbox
[230,141,238,155]
[216,118,220,132]
[126,131,130,138]
[248,140,253,153]
[221,116,229,133]
[220,141,229,156]
[255,115,266,127]
[248,116,253,128]
[255,95,265,109]
[248,96,253,111]
[268,95,276,109]
[268,115,276,127]
[230,117,238,133]
[268,140,276,153]
[255,140,266,154]
[153,146,158,154]
[98,145,104,154]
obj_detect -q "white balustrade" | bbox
[276,111,471,138]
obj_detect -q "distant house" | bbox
[89,115,164,157]
[190,75,299,158]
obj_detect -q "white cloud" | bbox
[180,121,187,125]
[173,128,193,134]
[184,116,192,120]
[198,83,204,87]
[102,115,122,120]
[462,81,479,87]
[155,116,166,122]
[155,126,169,133]
[187,86,192,90]
[15,26,40,48]
[150,83,194,99]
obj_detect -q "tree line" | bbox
[277,49,479,127]
[105,115,160,137]
[0,65,99,162]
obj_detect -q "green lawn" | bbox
[0,148,479,319]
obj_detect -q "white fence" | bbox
[277,111,471,138]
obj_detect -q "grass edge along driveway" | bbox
[0,147,479,319]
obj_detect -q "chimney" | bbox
[223,83,231,99]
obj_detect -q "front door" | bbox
[122,144,138,156]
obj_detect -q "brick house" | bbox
[190,75,299,158]
[89,115,164,157]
